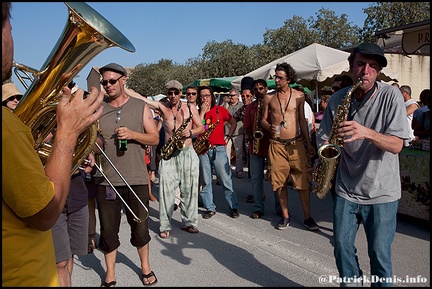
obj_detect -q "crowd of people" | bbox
[2,2,430,286]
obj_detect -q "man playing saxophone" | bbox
[126,80,204,238]
[316,43,410,286]
[243,79,281,219]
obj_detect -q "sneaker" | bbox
[304,217,319,231]
[276,216,290,230]
[203,211,216,219]
[230,208,240,218]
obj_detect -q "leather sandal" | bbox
[181,225,199,234]
[142,271,158,286]
[251,211,263,219]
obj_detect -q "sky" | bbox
[10,2,375,92]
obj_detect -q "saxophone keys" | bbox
[281,121,287,128]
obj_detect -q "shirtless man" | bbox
[126,81,204,238]
[260,62,319,231]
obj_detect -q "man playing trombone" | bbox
[95,63,159,286]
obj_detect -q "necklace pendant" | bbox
[281,120,286,128]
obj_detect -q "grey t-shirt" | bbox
[317,81,410,204]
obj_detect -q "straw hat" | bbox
[2,83,23,102]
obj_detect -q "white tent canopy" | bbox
[231,43,399,109]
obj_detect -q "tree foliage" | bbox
[361,2,430,43]
[128,2,429,96]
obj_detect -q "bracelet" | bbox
[189,130,193,138]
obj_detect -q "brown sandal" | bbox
[181,225,199,234]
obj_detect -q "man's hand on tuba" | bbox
[56,86,104,140]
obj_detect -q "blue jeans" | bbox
[199,145,238,212]
[249,154,280,214]
[333,194,399,287]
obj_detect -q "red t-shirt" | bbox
[202,105,232,146]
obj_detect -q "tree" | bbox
[360,2,430,43]
[309,8,360,49]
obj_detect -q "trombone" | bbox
[90,142,149,223]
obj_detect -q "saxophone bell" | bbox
[253,130,264,139]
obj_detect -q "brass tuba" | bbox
[13,2,135,174]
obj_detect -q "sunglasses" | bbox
[167,90,181,96]
[100,75,123,86]
[186,92,197,96]
[241,94,253,98]
[7,95,22,102]
[253,87,265,91]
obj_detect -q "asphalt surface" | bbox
[72,167,430,287]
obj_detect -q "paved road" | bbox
[73,170,430,287]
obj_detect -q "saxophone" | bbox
[252,98,264,154]
[312,79,362,199]
[194,109,220,155]
[160,103,192,160]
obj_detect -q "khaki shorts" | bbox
[267,138,312,191]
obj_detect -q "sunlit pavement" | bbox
[73,167,430,287]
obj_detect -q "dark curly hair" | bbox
[275,62,297,83]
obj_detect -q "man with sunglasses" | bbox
[95,63,159,286]
[126,80,204,239]
[244,79,282,219]
[2,82,23,111]
[197,85,239,219]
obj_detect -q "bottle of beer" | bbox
[119,126,127,151]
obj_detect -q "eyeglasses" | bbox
[100,75,123,86]
[186,92,197,96]
[200,94,212,98]
[167,90,181,96]
[7,95,22,102]
[241,94,253,98]
[228,94,237,97]
[253,87,265,91]
[273,75,287,81]
[115,107,121,123]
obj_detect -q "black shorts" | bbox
[96,185,150,253]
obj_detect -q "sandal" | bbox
[142,271,158,286]
[181,225,199,234]
[101,280,116,287]
[159,230,171,239]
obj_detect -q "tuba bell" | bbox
[13,2,135,174]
